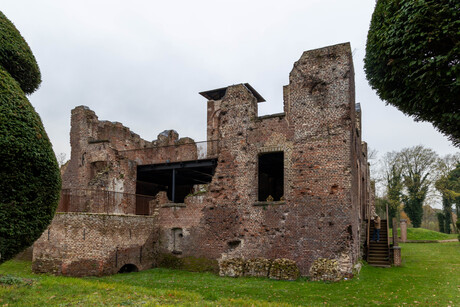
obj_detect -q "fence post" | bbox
[400,219,407,243]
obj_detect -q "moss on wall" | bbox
[158,254,218,273]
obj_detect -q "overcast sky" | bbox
[2,0,458,162]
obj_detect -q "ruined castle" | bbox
[32,43,373,277]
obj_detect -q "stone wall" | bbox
[33,213,158,276]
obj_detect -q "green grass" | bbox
[391,227,459,241]
[1,243,459,306]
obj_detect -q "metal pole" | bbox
[172,169,176,203]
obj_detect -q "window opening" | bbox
[258,152,284,201]
[136,159,216,206]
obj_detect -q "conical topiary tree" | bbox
[0,11,61,263]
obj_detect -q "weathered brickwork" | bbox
[33,42,372,277]
[33,213,158,276]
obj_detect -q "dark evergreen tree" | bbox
[365,0,460,146]
[386,164,403,224]
[436,162,460,233]
[0,11,61,263]
[441,198,452,233]
[437,212,446,233]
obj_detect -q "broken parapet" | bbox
[61,106,198,212]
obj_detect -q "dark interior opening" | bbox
[118,264,139,273]
[258,152,284,201]
[227,240,241,250]
[136,159,216,206]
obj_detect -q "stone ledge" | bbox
[88,139,110,144]
[253,201,286,207]
[161,203,186,208]
[55,212,156,218]
[256,112,286,121]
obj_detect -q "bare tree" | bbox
[399,146,438,228]
[56,153,68,168]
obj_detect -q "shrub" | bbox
[244,258,272,277]
[0,11,61,264]
[219,258,245,277]
[158,254,218,273]
[364,0,460,145]
[268,258,299,281]
[181,256,218,273]
[309,258,342,282]
[0,274,33,286]
[158,254,183,270]
[0,11,41,94]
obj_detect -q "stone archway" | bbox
[118,263,139,273]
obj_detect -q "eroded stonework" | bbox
[33,42,373,277]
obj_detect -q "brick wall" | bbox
[33,213,158,276]
[60,107,198,213]
[155,43,369,275]
[35,42,371,277]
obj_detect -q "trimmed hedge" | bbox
[0,11,61,264]
[364,0,460,146]
[0,12,41,94]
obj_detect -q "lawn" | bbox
[0,243,459,306]
[392,227,459,241]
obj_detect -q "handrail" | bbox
[366,217,370,262]
[58,188,156,216]
[60,188,156,199]
[392,217,398,246]
[386,202,391,261]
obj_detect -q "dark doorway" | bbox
[136,159,217,205]
[258,152,284,201]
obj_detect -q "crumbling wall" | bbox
[121,130,198,166]
[60,106,198,214]
[33,212,158,276]
[157,43,367,276]
[43,42,371,278]
[61,106,144,204]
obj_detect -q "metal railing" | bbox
[58,189,155,215]
[118,139,221,160]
